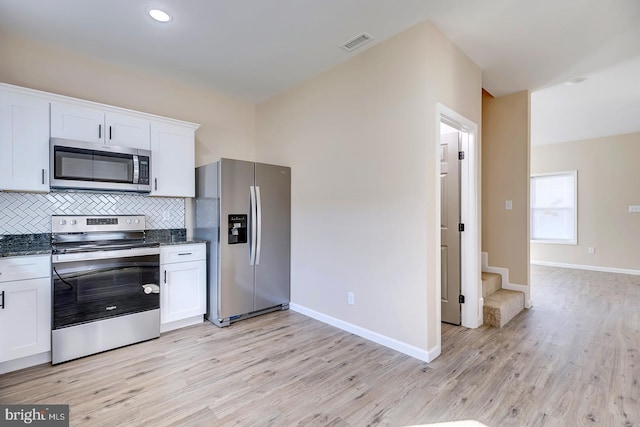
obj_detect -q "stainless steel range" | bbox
[51,215,160,364]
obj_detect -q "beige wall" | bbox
[531,132,640,271]
[1,23,483,358]
[256,21,481,355]
[0,33,255,165]
[482,90,530,285]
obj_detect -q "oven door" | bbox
[52,247,160,329]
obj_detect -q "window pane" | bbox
[532,174,574,208]
[531,208,574,240]
[530,172,576,243]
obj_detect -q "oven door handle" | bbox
[52,246,160,263]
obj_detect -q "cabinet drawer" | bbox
[160,243,206,264]
[0,255,51,283]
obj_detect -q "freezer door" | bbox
[254,162,291,311]
[218,158,256,319]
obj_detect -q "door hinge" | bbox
[459,295,465,304]
[458,151,465,160]
[458,223,465,232]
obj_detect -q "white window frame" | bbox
[530,170,578,245]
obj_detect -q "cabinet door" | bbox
[161,260,206,324]
[51,102,104,143]
[0,278,51,363]
[150,122,195,197]
[105,112,150,150]
[0,91,50,192]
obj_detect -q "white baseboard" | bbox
[290,303,438,363]
[531,260,640,276]
[160,315,204,333]
[0,351,51,375]
[482,252,532,308]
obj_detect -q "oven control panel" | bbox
[52,215,146,233]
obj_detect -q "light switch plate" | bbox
[505,200,513,210]
[629,205,640,213]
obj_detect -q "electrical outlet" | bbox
[505,200,513,210]
[347,292,355,305]
[588,247,595,255]
[162,209,171,221]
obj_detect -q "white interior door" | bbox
[440,130,461,325]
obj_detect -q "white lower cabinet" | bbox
[160,244,206,331]
[0,255,51,365]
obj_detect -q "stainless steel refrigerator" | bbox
[194,158,291,327]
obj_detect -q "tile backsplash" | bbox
[0,192,185,234]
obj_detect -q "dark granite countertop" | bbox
[0,230,208,258]
[0,234,52,258]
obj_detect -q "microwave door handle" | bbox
[133,155,140,184]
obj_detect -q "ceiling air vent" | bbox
[340,32,374,52]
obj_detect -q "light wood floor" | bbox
[1,265,639,426]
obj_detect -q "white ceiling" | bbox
[1,0,639,144]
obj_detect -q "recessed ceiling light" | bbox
[147,8,172,23]
[565,77,587,86]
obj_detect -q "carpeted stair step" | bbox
[481,272,502,298]
[483,289,525,328]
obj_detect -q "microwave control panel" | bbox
[138,157,150,184]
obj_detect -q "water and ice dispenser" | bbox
[228,214,247,244]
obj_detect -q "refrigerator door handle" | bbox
[255,185,262,265]
[249,185,257,266]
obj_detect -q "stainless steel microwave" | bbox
[50,138,151,193]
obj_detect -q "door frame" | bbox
[436,103,482,329]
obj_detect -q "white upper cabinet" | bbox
[51,102,150,150]
[0,91,50,192]
[1,83,199,195]
[150,122,195,197]
[105,112,151,150]
[50,102,104,143]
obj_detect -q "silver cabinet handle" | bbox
[109,125,112,140]
[155,178,158,191]
[41,169,45,185]
[98,124,102,139]
[0,291,5,309]
[164,270,167,284]
[255,185,262,265]
[178,253,192,256]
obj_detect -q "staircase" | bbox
[482,272,525,328]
